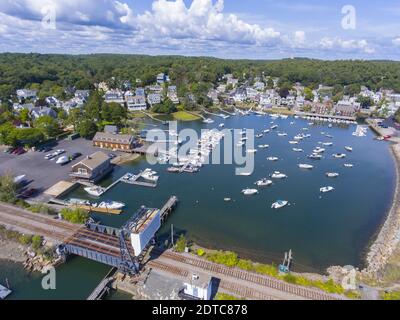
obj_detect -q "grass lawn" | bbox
[172,111,202,121]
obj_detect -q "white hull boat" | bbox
[84,186,105,197]
[271,172,287,179]
[320,186,335,193]
[255,179,273,187]
[242,189,259,195]
[271,200,288,209]
[98,201,125,210]
[326,172,339,178]
[267,157,279,161]
[298,164,314,170]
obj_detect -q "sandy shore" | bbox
[362,143,400,279]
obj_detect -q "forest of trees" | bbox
[1,53,400,104]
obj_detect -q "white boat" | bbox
[255,179,273,187]
[224,198,232,202]
[242,189,259,196]
[277,133,288,137]
[203,118,214,124]
[333,153,346,159]
[322,142,333,146]
[320,186,335,193]
[271,200,288,209]
[289,141,299,145]
[308,154,322,160]
[56,156,70,165]
[263,129,270,133]
[255,134,264,138]
[345,146,353,152]
[271,171,287,179]
[326,172,339,178]
[258,144,270,149]
[142,172,159,182]
[267,157,279,161]
[344,164,354,168]
[298,164,314,170]
[84,186,105,197]
[219,124,225,128]
[292,148,304,152]
[68,198,92,206]
[247,149,258,154]
[271,125,278,130]
[313,148,325,154]
[98,201,125,210]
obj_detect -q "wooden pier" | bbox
[121,172,158,188]
[160,196,178,221]
[217,107,236,116]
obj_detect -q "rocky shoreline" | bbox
[361,143,400,280]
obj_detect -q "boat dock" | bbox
[202,108,229,119]
[141,111,168,125]
[217,107,236,116]
[48,199,123,215]
[87,268,116,300]
[160,196,178,221]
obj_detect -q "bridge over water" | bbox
[59,196,178,275]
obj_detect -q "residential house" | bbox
[147,93,162,106]
[30,106,57,119]
[45,96,59,107]
[105,90,125,106]
[16,89,37,102]
[93,132,138,152]
[233,88,247,102]
[147,85,163,94]
[126,95,147,111]
[254,81,265,92]
[157,73,167,84]
[334,100,361,117]
[167,86,179,104]
[135,87,146,97]
[246,87,259,101]
[13,103,35,112]
[70,152,112,183]
[207,89,219,105]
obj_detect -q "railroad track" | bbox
[0,203,79,232]
[0,211,71,241]
[152,249,340,300]
[147,259,276,300]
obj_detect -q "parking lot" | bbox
[0,138,119,198]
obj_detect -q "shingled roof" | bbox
[93,132,134,145]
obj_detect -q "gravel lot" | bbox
[0,138,119,197]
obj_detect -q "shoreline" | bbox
[361,142,400,279]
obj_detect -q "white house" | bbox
[105,90,125,106]
[30,106,57,119]
[126,96,147,111]
[147,93,162,106]
[182,273,213,300]
[16,89,37,102]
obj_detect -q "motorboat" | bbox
[224,198,232,202]
[308,154,322,160]
[84,186,105,197]
[56,156,70,165]
[333,153,346,159]
[267,157,279,161]
[141,171,159,182]
[298,164,314,170]
[263,129,270,133]
[271,171,287,179]
[344,164,354,168]
[271,125,278,130]
[322,142,333,146]
[241,189,259,195]
[203,118,214,124]
[289,141,299,145]
[277,133,287,137]
[255,179,273,187]
[68,198,92,206]
[258,144,270,149]
[247,149,258,154]
[98,201,125,210]
[255,134,264,138]
[320,186,335,193]
[313,147,325,154]
[292,148,303,152]
[271,200,288,209]
[219,123,225,128]
[326,172,339,178]
[345,146,353,152]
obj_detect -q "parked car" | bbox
[71,152,82,160]
[3,147,13,153]
[20,188,37,199]
[108,153,117,159]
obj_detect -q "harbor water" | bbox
[0,114,396,299]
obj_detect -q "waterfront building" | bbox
[70,151,112,183]
[93,132,137,152]
[181,274,213,300]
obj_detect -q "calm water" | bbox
[0,114,396,299]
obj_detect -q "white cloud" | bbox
[320,37,375,54]
[294,31,306,45]
[392,37,400,46]
[136,0,280,46]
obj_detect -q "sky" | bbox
[0,0,399,60]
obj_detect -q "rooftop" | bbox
[72,151,110,170]
[93,132,135,145]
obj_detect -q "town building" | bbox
[180,274,213,300]
[147,93,162,106]
[126,95,147,111]
[30,106,57,119]
[104,90,125,106]
[93,132,138,152]
[16,89,37,102]
[70,152,112,183]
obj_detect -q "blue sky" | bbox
[0,0,399,60]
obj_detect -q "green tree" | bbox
[304,87,314,101]
[77,119,98,139]
[0,173,18,203]
[19,108,31,124]
[34,115,59,138]
[60,208,89,224]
